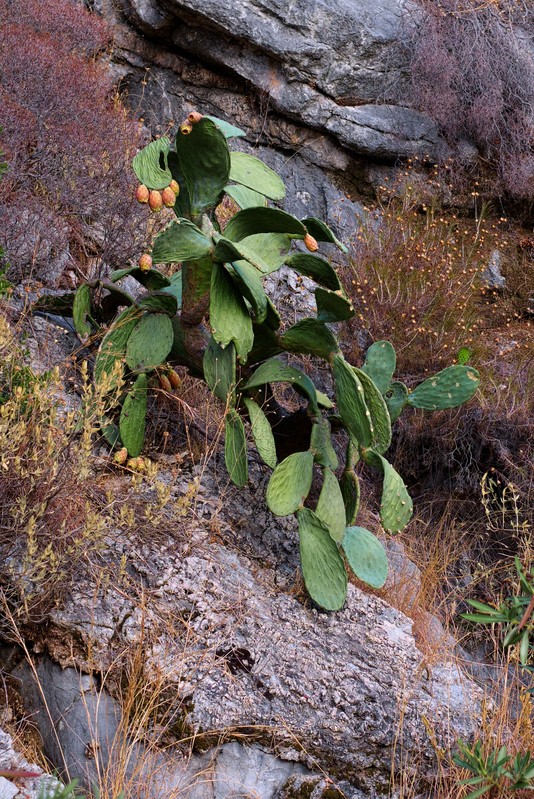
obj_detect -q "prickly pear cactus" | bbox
[33,111,481,612]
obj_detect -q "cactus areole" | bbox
[41,113,481,611]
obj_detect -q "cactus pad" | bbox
[408,365,480,410]
[364,450,413,533]
[224,184,267,209]
[240,233,292,274]
[203,338,236,403]
[361,341,396,394]
[223,207,307,242]
[266,450,314,517]
[151,220,213,264]
[332,355,373,447]
[72,283,92,338]
[210,263,253,364]
[280,318,340,360]
[204,115,246,138]
[224,409,248,487]
[95,307,140,392]
[352,367,392,454]
[384,381,408,423]
[340,469,360,526]
[229,152,286,201]
[310,417,338,469]
[342,526,388,589]
[316,468,346,543]
[243,397,277,469]
[244,359,319,415]
[137,292,178,317]
[229,260,268,323]
[315,287,354,323]
[174,117,231,216]
[125,313,174,372]
[119,373,148,457]
[285,253,342,291]
[297,508,348,611]
[110,266,172,290]
[132,137,172,190]
[301,218,348,253]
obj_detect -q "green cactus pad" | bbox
[280,318,340,360]
[151,220,213,264]
[248,323,283,364]
[240,233,292,275]
[339,470,360,526]
[160,271,183,309]
[332,354,373,447]
[132,137,172,190]
[243,397,277,469]
[213,237,272,274]
[101,420,121,449]
[229,260,268,323]
[285,253,342,291]
[224,409,248,487]
[352,367,392,454]
[384,381,408,423]
[204,115,246,138]
[175,117,231,216]
[266,450,314,516]
[342,526,388,589]
[457,347,472,365]
[361,341,396,394]
[363,450,413,533]
[297,508,348,611]
[72,283,92,338]
[110,267,172,290]
[301,218,348,253]
[119,373,148,457]
[224,208,307,242]
[310,417,338,470]
[224,184,267,209]
[265,297,282,331]
[210,263,254,364]
[316,468,346,543]
[99,282,135,318]
[203,338,236,403]
[95,307,140,392]
[407,365,480,410]
[315,287,355,323]
[125,313,174,372]
[229,152,286,201]
[243,359,319,415]
[137,292,178,317]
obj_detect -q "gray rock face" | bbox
[20,462,483,799]
[0,726,58,799]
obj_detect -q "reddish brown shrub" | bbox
[407,0,534,199]
[0,0,145,285]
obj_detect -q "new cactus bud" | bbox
[161,186,176,207]
[113,447,128,465]
[179,122,193,135]
[187,111,203,124]
[127,456,147,472]
[135,184,150,203]
[138,253,152,272]
[168,179,180,196]
[304,233,318,252]
[167,369,181,390]
[148,190,163,212]
[159,374,172,392]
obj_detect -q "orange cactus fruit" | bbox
[113,447,128,465]
[136,184,150,203]
[159,374,172,392]
[138,254,153,272]
[167,369,181,390]
[187,111,203,124]
[303,233,319,252]
[148,190,163,212]
[161,186,176,207]
[169,179,180,196]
